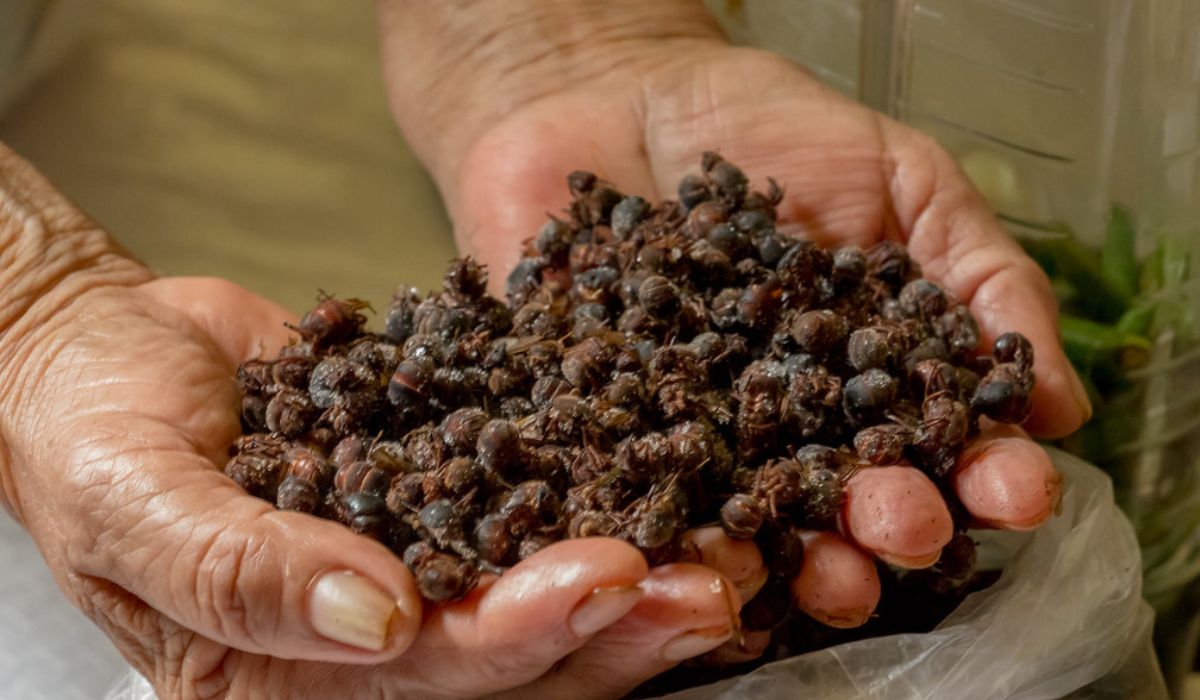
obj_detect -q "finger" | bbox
[452,102,662,286]
[391,537,648,697]
[70,438,423,664]
[73,572,418,700]
[140,276,299,367]
[881,127,1091,438]
[700,629,773,666]
[499,563,740,700]
[842,465,954,568]
[636,78,1090,437]
[791,530,881,628]
[678,526,768,603]
[953,423,1062,531]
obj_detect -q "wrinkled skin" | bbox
[0,38,1081,700]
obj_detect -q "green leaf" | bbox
[1023,237,1131,322]
[1116,304,1156,337]
[1060,314,1152,371]
[1101,205,1139,300]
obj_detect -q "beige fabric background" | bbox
[0,0,456,314]
[0,1,454,697]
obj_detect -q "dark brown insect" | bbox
[703,151,749,207]
[734,361,786,462]
[403,541,478,602]
[334,459,393,497]
[720,494,765,539]
[225,435,287,500]
[626,477,688,551]
[236,360,273,394]
[424,457,484,502]
[476,419,524,479]
[414,498,477,561]
[384,286,423,344]
[936,305,982,357]
[789,310,850,356]
[831,247,866,289]
[993,332,1034,370]
[913,394,972,476]
[854,424,913,465]
[474,512,519,567]
[611,195,649,240]
[561,335,618,389]
[848,325,903,372]
[276,447,332,513]
[678,173,711,210]
[388,357,435,408]
[865,240,917,289]
[898,279,950,320]
[569,509,620,538]
[386,472,426,516]
[441,407,489,456]
[843,369,899,423]
[443,256,489,301]
[265,388,318,437]
[296,296,369,348]
[266,357,313,391]
[737,274,783,332]
[638,275,682,319]
[972,362,1034,423]
[341,491,391,539]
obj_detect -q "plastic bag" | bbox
[106,449,1165,700]
[659,449,1165,700]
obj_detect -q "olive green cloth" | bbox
[0,0,455,314]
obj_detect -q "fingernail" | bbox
[1067,370,1093,422]
[808,606,873,629]
[735,567,769,603]
[309,570,398,651]
[712,575,742,636]
[568,584,643,637]
[661,625,733,662]
[877,548,942,570]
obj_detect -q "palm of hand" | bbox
[3,279,306,692]
[11,279,724,699]
[452,46,1080,435]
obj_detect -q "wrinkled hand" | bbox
[0,147,743,699]
[384,36,1089,694]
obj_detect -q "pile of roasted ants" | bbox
[227,153,1035,661]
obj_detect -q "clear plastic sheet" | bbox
[106,449,1164,700]
[660,449,1165,700]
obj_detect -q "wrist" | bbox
[0,145,151,359]
[0,144,151,521]
[375,0,725,187]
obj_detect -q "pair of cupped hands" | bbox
[0,35,1086,700]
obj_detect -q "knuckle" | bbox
[191,517,278,650]
[72,572,168,668]
[68,571,225,700]
[472,644,560,689]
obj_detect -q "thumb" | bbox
[72,441,423,664]
[450,104,661,290]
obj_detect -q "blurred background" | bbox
[0,0,456,313]
[0,1,453,698]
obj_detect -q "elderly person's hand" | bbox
[377,0,1088,695]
